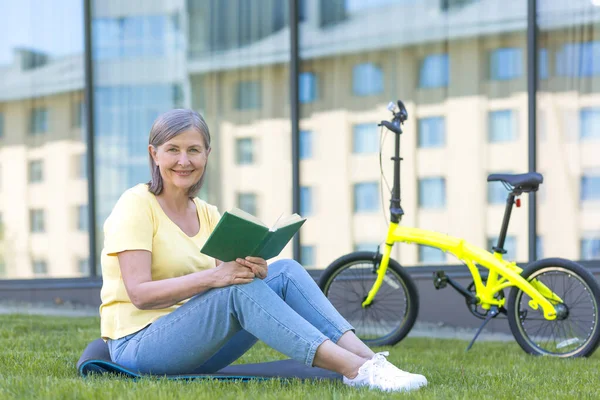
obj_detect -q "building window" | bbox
[72,101,85,128]
[300,186,313,216]
[354,242,380,252]
[236,138,254,165]
[488,172,511,205]
[354,182,379,212]
[418,246,446,263]
[301,245,315,267]
[0,112,4,138]
[487,236,516,260]
[299,130,313,160]
[539,48,548,80]
[581,237,600,260]
[237,193,257,216]
[172,84,184,108]
[30,108,48,134]
[490,48,522,80]
[581,175,600,202]
[92,15,176,60]
[77,205,88,231]
[418,177,446,209]
[30,209,45,233]
[352,123,379,154]
[78,258,89,275]
[418,117,445,148]
[556,41,600,77]
[536,236,543,260]
[419,54,449,88]
[235,81,261,110]
[580,108,600,140]
[28,160,44,183]
[352,63,383,96]
[299,72,318,103]
[32,260,48,275]
[489,110,517,143]
[78,154,87,179]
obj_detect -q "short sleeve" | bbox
[103,189,154,256]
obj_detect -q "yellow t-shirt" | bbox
[99,183,221,340]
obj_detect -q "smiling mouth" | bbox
[172,170,194,176]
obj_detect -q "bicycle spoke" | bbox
[324,260,412,343]
[515,267,598,355]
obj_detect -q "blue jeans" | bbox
[108,259,354,375]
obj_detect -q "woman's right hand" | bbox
[211,260,255,287]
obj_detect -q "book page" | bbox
[229,208,267,227]
[269,213,284,232]
[271,213,305,231]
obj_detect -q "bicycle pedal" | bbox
[433,271,448,289]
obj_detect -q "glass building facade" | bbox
[0,0,599,280]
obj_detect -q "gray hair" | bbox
[148,109,211,197]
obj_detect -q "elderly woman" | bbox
[99,109,427,392]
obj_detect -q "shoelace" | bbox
[366,352,401,389]
[373,352,412,377]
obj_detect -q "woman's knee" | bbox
[268,259,308,278]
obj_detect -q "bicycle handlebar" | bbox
[379,100,408,134]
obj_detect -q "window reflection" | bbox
[354,183,379,212]
[93,15,180,60]
[538,1,600,261]
[489,110,517,143]
[420,54,449,88]
[581,237,600,261]
[0,1,87,278]
[299,130,313,159]
[352,63,383,96]
[418,117,445,148]
[0,0,598,280]
[580,108,600,140]
[352,124,379,154]
[555,41,600,77]
[300,186,313,216]
[419,178,446,210]
[299,72,318,104]
[490,48,523,81]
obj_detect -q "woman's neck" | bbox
[156,187,190,214]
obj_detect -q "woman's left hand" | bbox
[236,257,268,279]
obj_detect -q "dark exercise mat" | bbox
[78,339,342,382]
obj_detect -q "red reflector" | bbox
[516,198,521,208]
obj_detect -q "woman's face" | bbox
[150,128,211,193]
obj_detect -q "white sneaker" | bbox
[343,352,428,392]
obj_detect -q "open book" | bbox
[200,208,307,262]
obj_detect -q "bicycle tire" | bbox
[318,251,419,347]
[506,257,600,357]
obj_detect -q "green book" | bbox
[200,208,307,262]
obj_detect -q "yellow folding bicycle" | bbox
[318,100,600,357]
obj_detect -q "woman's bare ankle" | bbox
[343,358,368,379]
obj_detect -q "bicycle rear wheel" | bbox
[507,258,600,357]
[318,251,419,347]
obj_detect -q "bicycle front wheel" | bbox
[318,251,419,347]
[507,258,600,357]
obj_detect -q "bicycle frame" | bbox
[361,224,561,320]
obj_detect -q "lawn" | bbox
[0,314,598,400]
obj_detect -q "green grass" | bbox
[0,315,598,400]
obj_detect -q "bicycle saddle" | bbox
[487,172,543,192]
